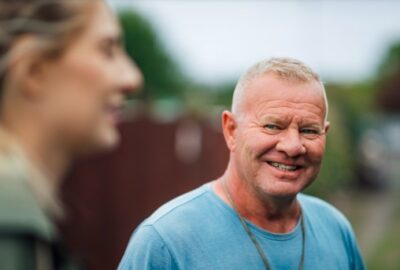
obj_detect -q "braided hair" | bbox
[0,0,96,100]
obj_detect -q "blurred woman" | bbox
[0,0,142,269]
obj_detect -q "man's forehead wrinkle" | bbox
[249,101,325,115]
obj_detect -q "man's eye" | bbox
[301,129,319,134]
[301,128,323,139]
[264,124,280,130]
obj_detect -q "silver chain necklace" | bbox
[222,180,305,270]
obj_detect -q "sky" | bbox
[107,0,400,84]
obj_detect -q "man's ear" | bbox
[222,110,237,151]
[324,121,330,134]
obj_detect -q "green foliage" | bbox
[211,82,236,109]
[305,81,377,196]
[377,41,400,80]
[118,11,186,100]
[376,41,400,112]
[327,82,377,142]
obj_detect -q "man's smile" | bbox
[267,161,301,172]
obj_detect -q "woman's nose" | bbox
[119,56,143,94]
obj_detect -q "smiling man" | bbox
[119,57,365,270]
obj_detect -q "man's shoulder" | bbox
[119,183,216,270]
[298,193,351,228]
[143,183,213,227]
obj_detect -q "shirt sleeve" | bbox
[347,227,365,270]
[338,217,365,270]
[118,225,178,270]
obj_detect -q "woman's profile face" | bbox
[39,1,142,154]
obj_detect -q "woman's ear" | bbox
[222,110,237,152]
[6,35,49,98]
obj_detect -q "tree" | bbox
[377,41,400,112]
[119,11,187,101]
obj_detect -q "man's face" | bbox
[224,73,329,200]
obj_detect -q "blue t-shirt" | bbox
[119,183,365,270]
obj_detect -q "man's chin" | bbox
[255,181,304,201]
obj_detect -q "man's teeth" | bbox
[269,162,298,171]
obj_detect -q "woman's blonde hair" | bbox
[0,0,98,97]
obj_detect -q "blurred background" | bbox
[58,1,400,269]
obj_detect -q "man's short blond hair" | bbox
[232,57,328,121]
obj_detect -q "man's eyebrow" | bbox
[301,118,324,126]
[303,123,323,128]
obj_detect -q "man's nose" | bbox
[275,128,306,157]
[119,56,143,94]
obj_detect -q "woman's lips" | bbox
[106,104,123,124]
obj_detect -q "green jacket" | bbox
[0,153,76,270]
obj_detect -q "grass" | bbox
[366,191,400,269]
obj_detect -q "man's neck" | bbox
[213,175,301,233]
